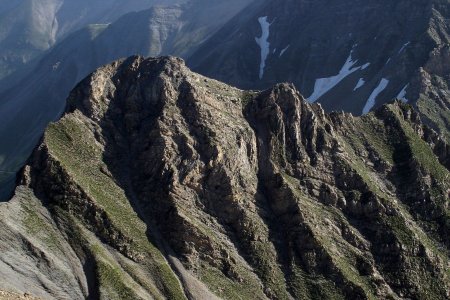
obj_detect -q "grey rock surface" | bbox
[2,56,449,299]
[188,0,450,139]
[0,0,254,200]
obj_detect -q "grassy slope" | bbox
[44,111,186,300]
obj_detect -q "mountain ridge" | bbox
[1,56,449,299]
[188,0,450,142]
[0,0,255,200]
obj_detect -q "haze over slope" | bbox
[0,0,184,78]
[189,0,450,140]
[0,0,254,200]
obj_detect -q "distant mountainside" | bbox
[0,0,184,79]
[1,56,449,299]
[0,0,254,200]
[188,0,450,140]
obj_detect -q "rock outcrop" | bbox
[2,56,449,299]
[0,0,256,201]
[188,0,450,141]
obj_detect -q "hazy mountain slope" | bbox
[0,0,254,200]
[0,1,23,14]
[1,56,449,299]
[0,0,185,79]
[188,0,450,139]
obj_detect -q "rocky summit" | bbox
[1,56,449,299]
[0,0,255,201]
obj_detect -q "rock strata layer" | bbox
[1,56,449,300]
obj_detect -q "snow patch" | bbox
[279,45,290,57]
[361,63,370,70]
[398,42,410,54]
[52,61,61,71]
[308,49,371,102]
[255,16,272,79]
[354,78,365,91]
[362,78,389,114]
[396,84,409,102]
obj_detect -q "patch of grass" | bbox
[44,113,186,300]
[387,105,449,204]
[417,96,450,143]
[198,263,266,300]
[384,214,415,247]
[176,200,288,299]
[389,104,449,183]
[45,115,147,250]
[282,174,378,299]
[91,243,144,300]
[288,265,346,300]
[63,214,166,300]
[241,91,257,107]
[249,238,291,299]
[358,116,396,164]
[20,197,62,253]
[119,260,164,300]
[336,136,392,200]
[175,202,284,299]
[97,261,141,298]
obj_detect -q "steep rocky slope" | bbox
[188,0,450,141]
[1,56,449,299]
[0,0,255,200]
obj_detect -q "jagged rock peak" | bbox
[66,56,187,118]
[1,56,449,300]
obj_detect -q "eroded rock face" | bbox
[188,0,450,141]
[0,0,256,201]
[3,56,449,299]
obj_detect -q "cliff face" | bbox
[2,56,449,299]
[188,0,450,141]
[0,0,255,201]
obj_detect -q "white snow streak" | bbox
[396,84,409,102]
[361,63,370,70]
[255,16,271,79]
[354,78,365,91]
[398,42,410,54]
[279,45,290,57]
[362,78,389,114]
[308,49,371,102]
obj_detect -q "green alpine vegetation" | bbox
[0,56,449,299]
